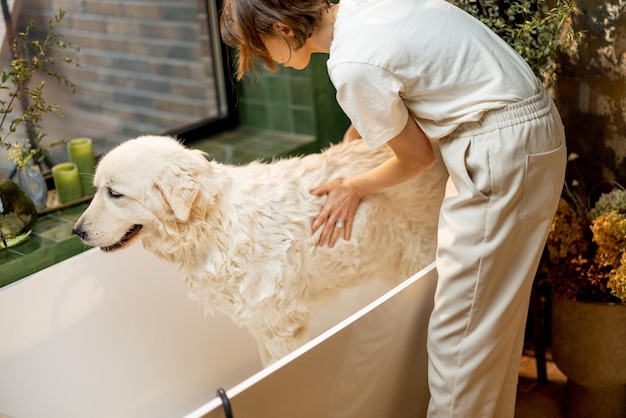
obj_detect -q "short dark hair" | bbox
[220,0,330,79]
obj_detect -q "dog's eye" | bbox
[108,188,124,198]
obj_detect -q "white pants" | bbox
[427,86,567,418]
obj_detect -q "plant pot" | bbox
[0,176,38,249]
[551,296,626,418]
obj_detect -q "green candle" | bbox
[67,137,96,196]
[52,162,83,204]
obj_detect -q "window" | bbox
[10,0,236,166]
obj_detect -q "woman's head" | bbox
[220,0,331,79]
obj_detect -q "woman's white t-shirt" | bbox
[327,0,539,149]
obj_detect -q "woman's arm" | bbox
[311,115,436,247]
[342,124,361,142]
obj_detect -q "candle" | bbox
[52,162,83,204]
[67,137,96,196]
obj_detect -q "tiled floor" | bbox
[515,349,567,417]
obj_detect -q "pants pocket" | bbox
[440,136,491,202]
[521,141,566,222]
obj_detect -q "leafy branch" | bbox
[449,0,583,87]
[0,9,80,167]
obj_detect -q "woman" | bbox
[220,0,566,416]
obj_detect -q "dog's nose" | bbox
[72,225,87,240]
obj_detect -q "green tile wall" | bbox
[236,54,350,148]
[308,54,351,148]
[238,66,315,135]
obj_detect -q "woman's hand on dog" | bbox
[311,123,361,247]
[310,178,362,248]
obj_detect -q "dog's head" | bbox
[73,135,211,251]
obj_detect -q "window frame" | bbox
[164,0,239,143]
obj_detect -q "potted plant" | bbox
[0,9,79,248]
[538,154,626,418]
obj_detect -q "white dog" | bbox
[73,135,446,365]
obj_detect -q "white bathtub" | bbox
[0,243,436,418]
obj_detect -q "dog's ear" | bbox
[154,161,201,221]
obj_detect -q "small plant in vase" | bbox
[6,132,66,210]
[0,9,79,248]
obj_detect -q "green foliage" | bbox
[590,189,626,219]
[448,0,582,87]
[0,10,80,167]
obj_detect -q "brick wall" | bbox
[17,0,220,159]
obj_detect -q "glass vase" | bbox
[0,176,38,249]
[16,160,48,211]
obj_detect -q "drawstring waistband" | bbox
[449,86,554,139]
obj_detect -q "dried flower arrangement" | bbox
[539,154,626,303]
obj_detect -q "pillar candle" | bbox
[67,137,96,196]
[52,162,83,204]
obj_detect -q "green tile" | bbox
[9,234,57,256]
[36,220,75,242]
[196,142,238,163]
[191,128,315,164]
[290,78,313,107]
[269,104,292,132]
[239,102,269,129]
[0,248,22,264]
[238,76,266,101]
[309,54,350,146]
[266,76,289,103]
[236,151,266,163]
[293,108,316,135]
[33,216,66,234]
[56,204,88,222]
